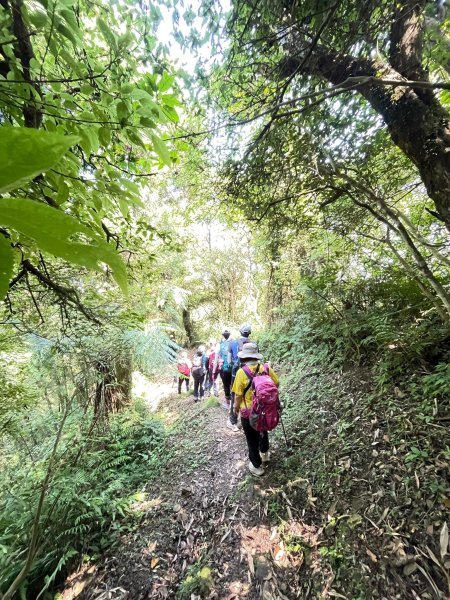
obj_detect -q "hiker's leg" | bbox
[213,378,219,396]
[199,375,205,399]
[185,377,190,392]
[229,373,238,425]
[259,431,269,453]
[229,394,238,424]
[220,371,231,402]
[193,378,199,401]
[241,417,262,468]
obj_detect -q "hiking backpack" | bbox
[177,361,190,377]
[191,355,205,378]
[219,339,231,372]
[242,363,280,432]
[232,337,252,376]
[208,351,216,373]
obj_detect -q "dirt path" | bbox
[73,386,321,600]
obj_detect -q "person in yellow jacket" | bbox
[232,342,279,477]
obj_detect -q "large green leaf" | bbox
[0,128,79,193]
[0,198,127,293]
[0,234,15,300]
[150,133,172,167]
[158,72,174,92]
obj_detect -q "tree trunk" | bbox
[182,308,194,346]
[94,359,131,417]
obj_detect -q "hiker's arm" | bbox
[234,394,242,415]
[268,367,279,386]
[227,341,234,367]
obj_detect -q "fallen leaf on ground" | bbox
[366,548,378,563]
[440,522,448,558]
[403,562,418,576]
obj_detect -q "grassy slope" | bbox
[261,359,450,599]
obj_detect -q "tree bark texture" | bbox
[182,308,195,346]
[94,359,131,417]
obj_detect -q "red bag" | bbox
[177,362,190,377]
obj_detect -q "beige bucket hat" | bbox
[238,342,263,360]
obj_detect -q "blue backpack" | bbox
[219,339,231,372]
[231,337,255,377]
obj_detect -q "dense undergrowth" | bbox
[0,395,167,598]
[258,297,450,597]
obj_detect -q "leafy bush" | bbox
[0,399,166,597]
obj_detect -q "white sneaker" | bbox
[260,451,270,463]
[227,419,239,432]
[248,462,265,477]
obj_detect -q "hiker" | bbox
[214,328,233,410]
[209,341,220,397]
[232,342,280,476]
[167,332,180,362]
[191,348,207,402]
[227,323,253,432]
[204,341,213,395]
[205,340,219,397]
[177,351,191,394]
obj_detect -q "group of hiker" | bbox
[176,342,219,399]
[176,324,280,477]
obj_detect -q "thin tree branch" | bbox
[10,260,101,324]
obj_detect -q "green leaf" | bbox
[126,128,144,147]
[131,88,154,102]
[0,198,127,293]
[60,8,81,37]
[150,134,172,167]
[97,17,116,47]
[116,100,130,123]
[57,22,78,45]
[0,128,79,193]
[0,235,15,300]
[158,72,174,92]
[121,83,134,96]
[28,10,48,29]
[162,106,179,123]
[139,116,157,128]
[56,181,70,204]
[98,126,112,147]
[80,127,99,155]
[118,197,129,218]
[161,94,182,108]
[137,103,161,119]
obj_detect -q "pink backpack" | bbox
[242,363,280,431]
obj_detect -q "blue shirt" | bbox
[229,336,250,365]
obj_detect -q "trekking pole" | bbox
[279,413,290,450]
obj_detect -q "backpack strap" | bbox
[263,362,269,375]
[241,364,255,409]
[241,364,253,377]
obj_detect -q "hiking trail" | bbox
[62,381,324,600]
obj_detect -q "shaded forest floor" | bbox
[62,370,450,600]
